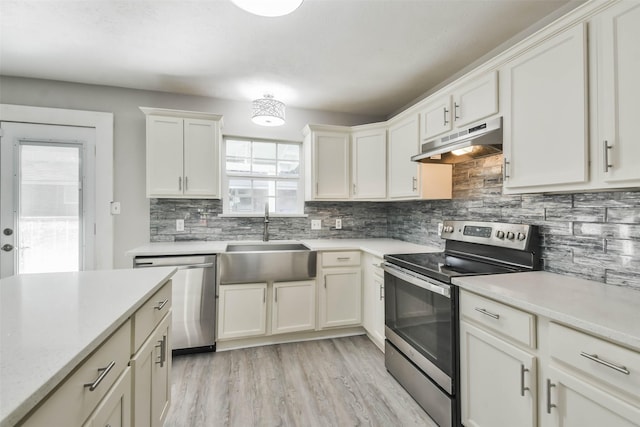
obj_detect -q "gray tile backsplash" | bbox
[150,154,640,290]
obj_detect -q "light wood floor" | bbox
[164,335,438,426]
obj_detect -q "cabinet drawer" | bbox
[549,322,640,399]
[22,320,131,427]
[322,251,361,267]
[459,291,535,348]
[133,280,172,353]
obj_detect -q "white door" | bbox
[0,122,95,278]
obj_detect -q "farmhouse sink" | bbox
[220,242,316,284]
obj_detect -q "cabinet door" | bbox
[131,314,171,427]
[146,115,184,197]
[460,321,537,427]
[218,283,267,340]
[388,115,420,199]
[83,368,132,427]
[595,1,640,187]
[183,118,220,198]
[363,255,385,350]
[371,271,385,348]
[420,95,452,141]
[502,24,588,191]
[272,280,316,334]
[352,129,386,199]
[319,267,362,328]
[543,366,640,427]
[313,131,350,199]
[453,71,499,128]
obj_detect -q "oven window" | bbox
[385,272,453,377]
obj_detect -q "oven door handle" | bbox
[382,263,451,299]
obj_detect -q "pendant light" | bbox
[252,94,286,127]
[231,0,303,17]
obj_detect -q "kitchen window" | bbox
[223,137,303,215]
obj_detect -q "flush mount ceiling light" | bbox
[231,0,303,17]
[252,94,286,127]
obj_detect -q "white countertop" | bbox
[127,238,441,259]
[0,267,176,427]
[453,271,640,352]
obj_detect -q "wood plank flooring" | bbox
[164,335,438,426]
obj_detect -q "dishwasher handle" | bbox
[136,262,214,270]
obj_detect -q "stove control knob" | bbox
[506,231,515,240]
[517,232,527,241]
[443,226,453,233]
[496,230,505,239]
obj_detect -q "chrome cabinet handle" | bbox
[580,352,630,375]
[185,176,189,191]
[84,361,116,391]
[412,176,417,191]
[503,157,510,180]
[178,176,182,191]
[443,107,449,126]
[379,284,384,301]
[603,140,613,172]
[323,276,327,288]
[337,257,351,261]
[520,364,530,396]
[546,379,556,414]
[263,288,266,303]
[155,299,169,311]
[454,102,460,121]
[474,307,500,319]
[275,287,278,303]
[353,183,356,195]
[155,335,167,367]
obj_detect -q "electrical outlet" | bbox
[110,201,121,215]
[176,219,185,232]
[311,219,321,230]
[335,218,342,229]
[438,222,443,236]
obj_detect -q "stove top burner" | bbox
[384,252,520,284]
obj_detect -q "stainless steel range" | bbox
[383,220,541,427]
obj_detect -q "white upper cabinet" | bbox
[592,1,640,188]
[388,115,421,199]
[142,107,222,199]
[501,24,588,192]
[352,125,387,200]
[419,71,498,141]
[304,125,351,200]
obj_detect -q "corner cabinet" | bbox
[141,107,223,199]
[303,125,351,200]
[501,23,588,192]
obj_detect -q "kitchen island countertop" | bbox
[453,271,640,352]
[0,267,176,427]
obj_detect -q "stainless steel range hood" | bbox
[412,117,502,164]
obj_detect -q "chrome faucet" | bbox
[263,202,269,242]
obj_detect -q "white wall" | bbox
[0,76,383,268]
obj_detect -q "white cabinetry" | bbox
[272,280,316,335]
[591,1,640,188]
[388,115,421,199]
[141,107,222,199]
[218,283,267,340]
[83,367,132,427]
[318,251,362,329]
[501,24,588,192]
[419,71,498,141]
[303,125,351,200]
[351,125,387,200]
[460,291,537,427]
[363,253,385,351]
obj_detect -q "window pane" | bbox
[253,142,276,160]
[277,160,299,176]
[18,144,81,274]
[226,156,251,173]
[252,158,277,175]
[226,140,251,158]
[278,144,300,161]
[228,179,253,213]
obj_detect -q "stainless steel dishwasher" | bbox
[134,254,216,354]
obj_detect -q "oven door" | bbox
[383,262,456,394]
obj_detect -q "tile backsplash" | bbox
[150,154,640,290]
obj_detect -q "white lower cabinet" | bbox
[460,321,537,427]
[218,283,267,340]
[272,280,316,335]
[363,253,385,351]
[319,267,362,329]
[83,367,132,427]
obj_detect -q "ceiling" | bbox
[0,0,577,117]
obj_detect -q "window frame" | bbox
[221,136,305,216]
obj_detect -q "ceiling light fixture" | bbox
[230,0,303,17]
[252,94,286,126]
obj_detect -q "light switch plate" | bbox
[110,201,121,215]
[176,219,185,232]
[311,220,321,230]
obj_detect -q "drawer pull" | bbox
[84,361,116,391]
[520,364,530,396]
[474,307,500,320]
[379,284,384,301]
[155,299,169,311]
[546,379,556,414]
[580,352,630,375]
[155,335,167,367]
[337,257,351,261]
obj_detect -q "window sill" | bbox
[217,213,308,218]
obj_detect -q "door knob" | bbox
[1,244,14,252]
